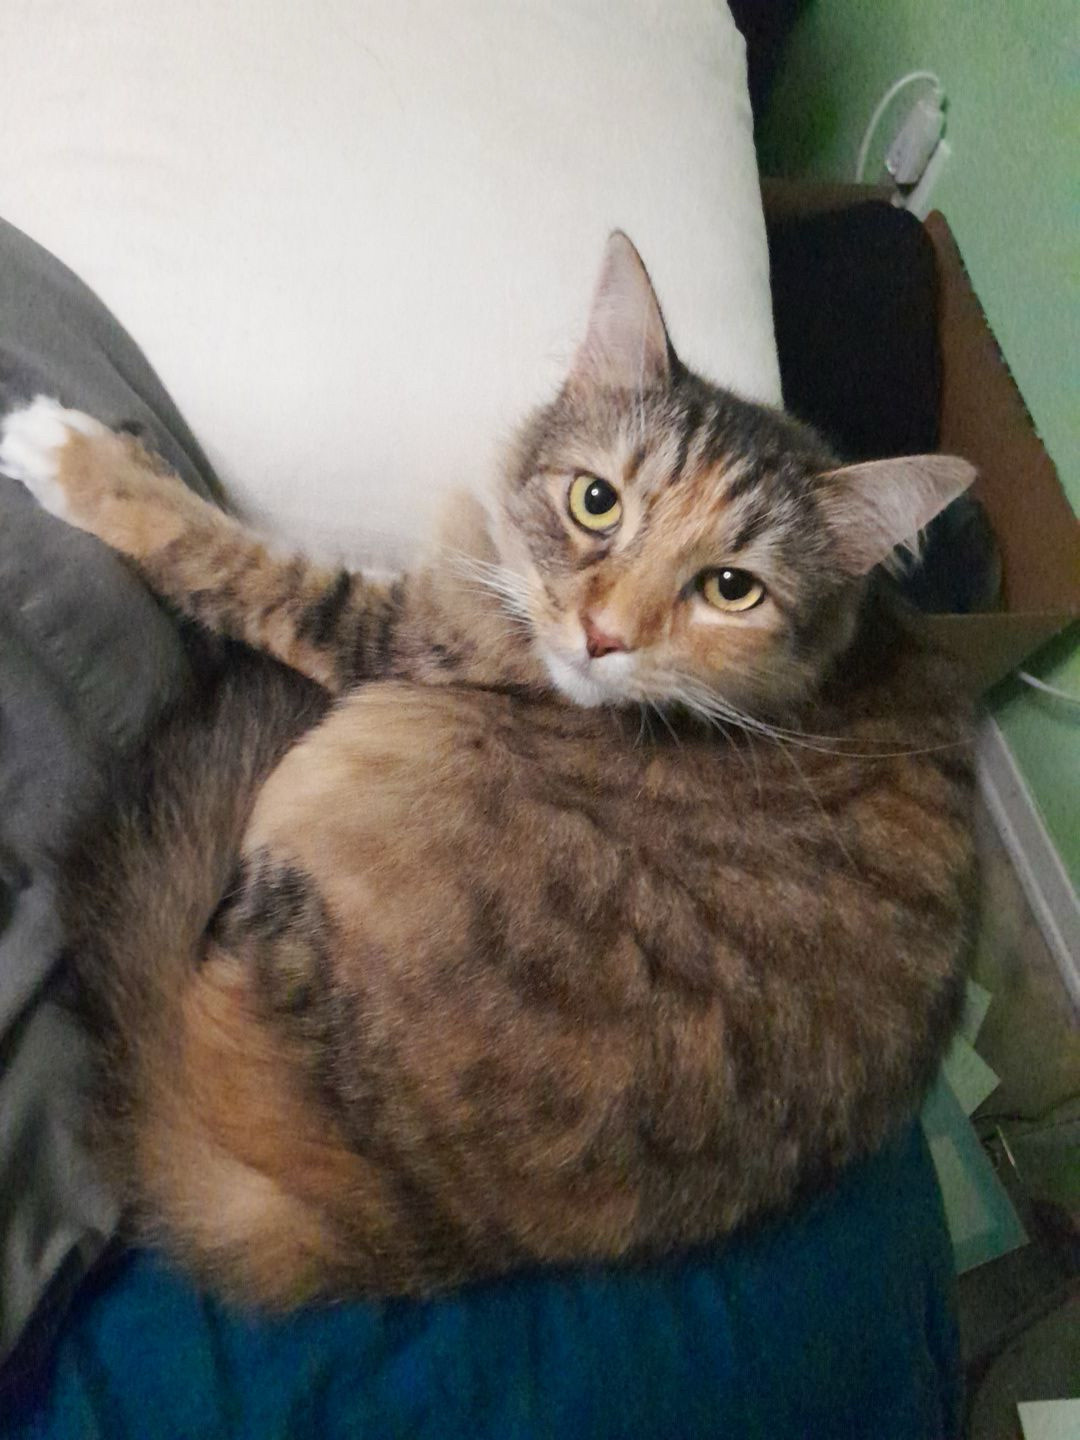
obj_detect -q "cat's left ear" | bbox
[819,454,977,575]
[567,232,673,393]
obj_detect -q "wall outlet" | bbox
[886,93,946,185]
[904,138,952,219]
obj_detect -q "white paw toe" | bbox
[0,396,106,518]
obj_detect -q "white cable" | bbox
[1017,670,1080,710]
[855,70,943,182]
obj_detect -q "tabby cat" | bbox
[0,234,976,1307]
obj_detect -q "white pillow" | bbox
[0,0,779,565]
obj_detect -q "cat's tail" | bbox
[62,643,328,1216]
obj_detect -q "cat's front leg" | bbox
[0,397,400,693]
[0,396,214,557]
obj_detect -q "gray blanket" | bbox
[0,218,222,1367]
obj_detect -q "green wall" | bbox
[760,0,1080,889]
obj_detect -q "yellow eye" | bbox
[568,473,622,533]
[700,568,766,613]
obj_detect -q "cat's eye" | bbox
[699,568,765,613]
[568,473,622,533]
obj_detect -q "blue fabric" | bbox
[3,1123,960,1440]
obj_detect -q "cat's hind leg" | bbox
[1,396,401,692]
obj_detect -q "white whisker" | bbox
[772,730,859,872]
[664,676,963,761]
[649,701,682,748]
[449,554,534,624]
[636,704,650,748]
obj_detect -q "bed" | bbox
[5,1126,959,1439]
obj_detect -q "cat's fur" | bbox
[0,235,977,1307]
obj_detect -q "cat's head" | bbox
[490,233,973,716]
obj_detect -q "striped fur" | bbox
[14,237,976,1307]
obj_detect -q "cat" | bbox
[0,233,977,1307]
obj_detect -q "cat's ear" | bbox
[567,232,673,393]
[819,455,977,575]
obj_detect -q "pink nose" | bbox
[582,614,629,659]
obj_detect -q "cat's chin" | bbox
[539,647,638,709]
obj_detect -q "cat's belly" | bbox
[241,680,608,962]
[235,680,660,1225]
[236,676,734,1029]
[225,675,969,1268]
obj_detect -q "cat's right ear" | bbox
[818,454,977,575]
[567,232,673,394]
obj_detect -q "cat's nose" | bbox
[582,613,630,659]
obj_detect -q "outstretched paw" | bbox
[0,396,108,520]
